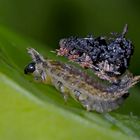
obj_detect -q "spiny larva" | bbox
[24,48,140,113]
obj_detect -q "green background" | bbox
[0,0,140,140]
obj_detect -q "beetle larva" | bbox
[24,48,140,113]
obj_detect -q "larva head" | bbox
[24,62,36,74]
[24,48,47,81]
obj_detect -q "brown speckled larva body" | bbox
[24,48,140,113]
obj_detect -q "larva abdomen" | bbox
[51,78,128,113]
[48,76,127,113]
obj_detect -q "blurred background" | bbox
[0,0,140,75]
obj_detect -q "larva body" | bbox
[24,48,140,113]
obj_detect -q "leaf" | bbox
[0,25,140,140]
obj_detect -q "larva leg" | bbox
[72,90,92,111]
[53,80,69,102]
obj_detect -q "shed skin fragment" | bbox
[57,25,134,83]
[25,48,140,113]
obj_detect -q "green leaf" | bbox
[0,25,140,140]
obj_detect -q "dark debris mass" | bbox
[57,25,134,77]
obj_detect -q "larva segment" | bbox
[24,48,140,113]
[53,80,69,102]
